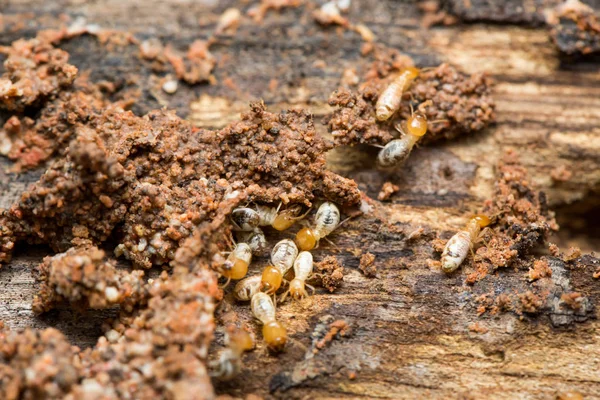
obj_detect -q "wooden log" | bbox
[1,1,600,399]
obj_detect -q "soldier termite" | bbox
[376,100,433,169]
[441,215,491,273]
[231,204,308,231]
[281,251,315,301]
[233,275,262,301]
[251,292,287,351]
[295,202,341,251]
[210,325,254,380]
[260,239,299,295]
[375,67,420,121]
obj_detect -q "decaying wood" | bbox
[1,0,600,399]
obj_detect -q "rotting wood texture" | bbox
[1,1,600,399]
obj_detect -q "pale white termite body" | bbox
[284,251,315,301]
[313,202,341,240]
[270,239,299,275]
[233,275,262,301]
[251,292,277,324]
[441,216,490,273]
[375,68,419,121]
[237,228,267,255]
[376,134,419,168]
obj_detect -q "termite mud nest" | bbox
[326,62,495,147]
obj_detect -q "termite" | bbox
[441,215,491,273]
[260,239,299,295]
[231,204,308,231]
[219,242,252,286]
[376,100,433,169]
[210,325,254,380]
[251,292,287,351]
[375,67,420,121]
[295,202,341,251]
[281,251,315,301]
[236,228,267,255]
[233,274,262,301]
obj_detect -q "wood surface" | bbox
[1,0,600,399]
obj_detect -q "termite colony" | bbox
[362,65,494,272]
[212,200,344,373]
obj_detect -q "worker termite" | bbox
[375,67,420,121]
[233,274,262,301]
[376,100,433,169]
[260,239,299,295]
[219,242,252,286]
[236,228,267,255]
[251,292,287,351]
[295,202,341,251]
[281,251,315,301]
[441,215,491,273]
[210,325,254,380]
[231,204,308,231]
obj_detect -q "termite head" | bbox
[472,214,491,228]
[262,321,287,352]
[405,113,428,137]
[272,204,305,231]
[226,326,254,353]
[261,265,283,294]
[289,278,308,300]
[295,227,317,251]
[222,243,252,280]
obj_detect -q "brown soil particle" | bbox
[314,319,351,351]
[547,0,600,55]
[468,322,488,334]
[377,182,399,201]
[326,63,495,147]
[519,291,544,314]
[0,37,78,111]
[560,292,584,311]
[563,246,582,262]
[358,252,377,277]
[32,244,146,314]
[482,151,558,261]
[0,326,82,400]
[527,259,553,282]
[313,256,345,293]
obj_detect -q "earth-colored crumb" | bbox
[377,182,399,201]
[550,165,573,182]
[0,37,77,111]
[549,243,561,257]
[468,322,489,334]
[359,252,377,277]
[563,246,582,262]
[0,326,82,400]
[314,320,351,352]
[527,259,553,282]
[560,292,583,311]
[32,244,146,314]
[519,291,544,314]
[313,256,345,293]
[547,0,600,55]
[248,0,303,23]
